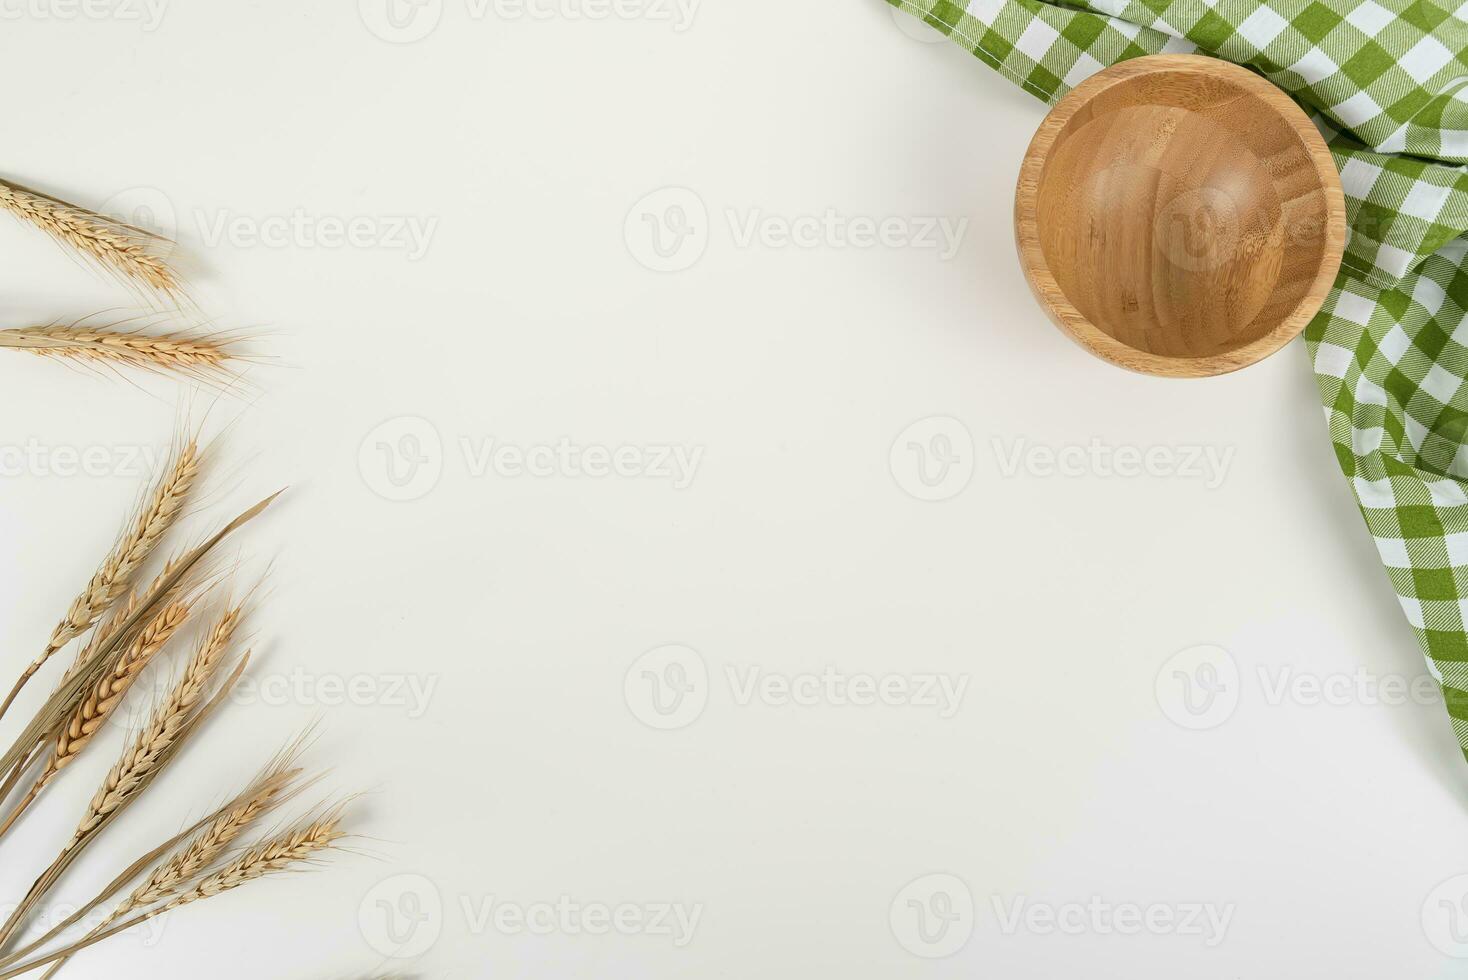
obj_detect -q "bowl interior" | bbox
[1031,63,1337,364]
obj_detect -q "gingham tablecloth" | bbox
[888,0,1468,760]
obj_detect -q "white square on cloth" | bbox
[1378,324,1412,362]
[1423,363,1465,403]
[1401,35,1455,82]
[1334,90,1384,127]
[966,0,1006,27]
[1291,48,1340,84]
[1064,53,1106,87]
[1236,7,1290,48]
[1013,18,1060,60]
[1339,156,1383,197]
[1345,0,1396,35]
[1335,290,1379,326]
[1401,180,1451,222]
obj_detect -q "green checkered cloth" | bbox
[889,0,1468,759]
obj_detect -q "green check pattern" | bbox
[889,0,1468,758]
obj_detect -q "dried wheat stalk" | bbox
[0,178,180,298]
[49,602,190,783]
[0,809,348,980]
[32,761,304,978]
[0,599,193,839]
[0,439,199,722]
[0,652,249,951]
[0,325,236,379]
[73,604,243,846]
[167,809,348,907]
[0,739,310,971]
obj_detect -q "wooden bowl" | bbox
[1014,55,1347,378]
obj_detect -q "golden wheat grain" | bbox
[0,809,347,980]
[164,810,347,909]
[72,605,242,846]
[0,656,249,954]
[0,441,199,722]
[49,600,192,779]
[0,600,194,840]
[29,765,303,979]
[120,766,297,914]
[0,326,235,378]
[0,179,179,297]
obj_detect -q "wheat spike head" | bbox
[0,179,180,298]
[0,325,236,380]
[47,439,199,658]
[71,603,242,846]
[161,810,348,912]
[42,600,192,786]
[117,764,300,917]
[0,440,199,724]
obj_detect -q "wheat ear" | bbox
[0,326,236,379]
[32,766,302,980]
[0,439,199,722]
[0,491,280,794]
[0,178,180,297]
[0,600,193,840]
[72,604,243,846]
[167,809,348,907]
[52,603,191,780]
[0,738,312,972]
[0,653,249,953]
[0,811,348,980]
[120,767,299,915]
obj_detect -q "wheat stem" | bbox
[0,811,345,980]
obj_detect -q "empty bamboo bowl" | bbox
[1014,55,1347,378]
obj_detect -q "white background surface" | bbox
[1,1,1467,977]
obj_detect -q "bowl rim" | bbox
[1013,54,1348,379]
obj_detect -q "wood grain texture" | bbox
[1014,55,1347,378]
